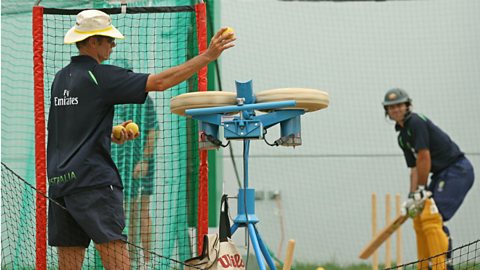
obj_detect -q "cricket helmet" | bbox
[382,88,412,107]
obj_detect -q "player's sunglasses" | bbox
[97,36,115,46]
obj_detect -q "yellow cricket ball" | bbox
[223,26,235,37]
[126,122,139,136]
[112,125,126,140]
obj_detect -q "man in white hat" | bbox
[47,9,235,270]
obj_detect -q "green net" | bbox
[1,163,37,269]
[43,5,200,269]
[2,2,44,268]
[2,1,203,269]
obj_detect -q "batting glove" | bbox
[402,186,431,218]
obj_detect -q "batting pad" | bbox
[415,199,449,270]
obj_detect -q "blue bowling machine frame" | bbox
[185,80,306,270]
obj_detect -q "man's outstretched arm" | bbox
[146,27,235,92]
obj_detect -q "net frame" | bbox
[194,3,209,256]
[32,4,209,269]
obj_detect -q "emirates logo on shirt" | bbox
[54,89,79,106]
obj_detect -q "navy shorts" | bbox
[48,185,126,247]
[429,157,475,222]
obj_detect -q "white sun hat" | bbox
[64,9,124,44]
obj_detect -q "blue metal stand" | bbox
[229,140,277,270]
[185,80,306,270]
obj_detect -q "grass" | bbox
[244,257,376,270]
[293,262,373,270]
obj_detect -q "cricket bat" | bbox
[358,214,408,259]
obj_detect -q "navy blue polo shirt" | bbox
[395,112,464,174]
[47,55,149,198]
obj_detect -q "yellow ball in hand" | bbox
[223,27,235,37]
[112,125,126,140]
[126,122,139,136]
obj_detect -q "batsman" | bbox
[382,88,475,269]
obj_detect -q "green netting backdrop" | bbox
[2,1,204,269]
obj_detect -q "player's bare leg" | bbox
[140,195,152,264]
[128,198,140,267]
[58,246,86,270]
[95,240,130,270]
